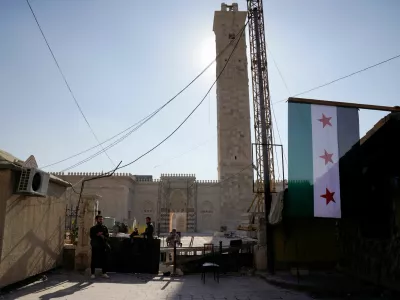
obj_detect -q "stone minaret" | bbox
[213,3,253,230]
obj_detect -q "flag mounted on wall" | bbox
[286,98,360,218]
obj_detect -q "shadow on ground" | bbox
[0,270,166,299]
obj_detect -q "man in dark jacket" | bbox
[142,217,154,239]
[90,215,110,278]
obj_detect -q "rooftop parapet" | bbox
[160,173,196,179]
[50,172,133,177]
[221,2,238,11]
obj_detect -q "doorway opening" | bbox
[169,212,187,233]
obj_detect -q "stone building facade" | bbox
[52,3,279,233]
[53,173,225,233]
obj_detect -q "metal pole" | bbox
[74,161,122,229]
[281,145,285,191]
[253,7,275,274]
[173,240,177,275]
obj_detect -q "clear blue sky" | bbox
[1,0,399,180]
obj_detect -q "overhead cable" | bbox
[26,0,115,167]
[57,23,248,172]
[112,21,248,172]
[43,23,248,170]
[273,53,400,104]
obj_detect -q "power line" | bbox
[266,44,292,96]
[153,136,214,169]
[273,53,400,104]
[152,122,243,169]
[26,0,115,167]
[59,23,247,172]
[264,45,289,179]
[59,113,151,172]
[43,113,153,169]
[265,45,289,169]
[114,21,248,172]
[42,24,248,170]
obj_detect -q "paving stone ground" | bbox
[1,272,315,300]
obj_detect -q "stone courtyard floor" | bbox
[0,272,318,300]
[0,271,396,300]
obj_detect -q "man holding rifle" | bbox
[90,215,110,279]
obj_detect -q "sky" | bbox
[1,0,399,181]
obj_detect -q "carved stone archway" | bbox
[169,189,187,212]
[158,177,197,233]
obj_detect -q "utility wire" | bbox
[60,113,154,172]
[59,24,247,172]
[265,45,289,168]
[155,50,400,175]
[42,24,248,170]
[114,21,248,172]
[153,136,213,169]
[266,44,292,96]
[273,53,400,104]
[26,0,115,167]
[45,113,154,169]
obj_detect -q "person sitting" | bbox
[166,229,181,247]
[166,231,174,247]
[120,223,129,234]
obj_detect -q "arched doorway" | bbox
[169,189,187,232]
[169,212,187,232]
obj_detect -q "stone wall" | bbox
[132,181,158,228]
[53,172,288,233]
[213,5,254,230]
[53,173,225,233]
[197,183,221,232]
[0,169,69,288]
[338,177,400,291]
[57,174,134,223]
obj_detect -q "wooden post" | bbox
[288,97,400,112]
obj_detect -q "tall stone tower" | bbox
[213,3,253,230]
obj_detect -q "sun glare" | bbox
[198,37,216,68]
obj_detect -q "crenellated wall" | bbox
[51,170,288,233]
[55,174,135,223]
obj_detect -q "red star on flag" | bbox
[321,188,335,205]
[319,149,333,165]
[318,114,332,128]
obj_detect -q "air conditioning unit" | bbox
[17,168,50,197]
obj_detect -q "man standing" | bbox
[90,215,110,279]
[142,217,154,239]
